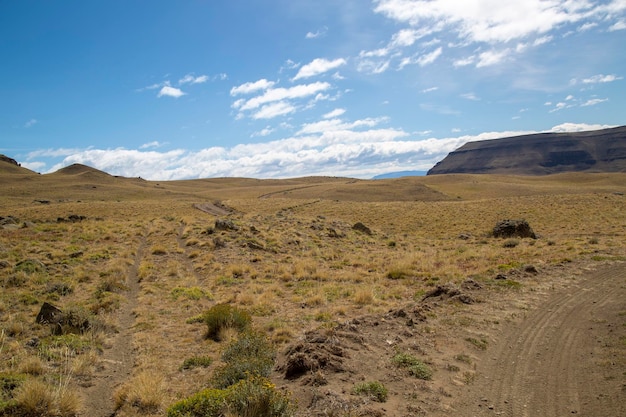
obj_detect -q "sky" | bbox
[1,0,625,180]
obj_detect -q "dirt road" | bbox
[451,263,625,417]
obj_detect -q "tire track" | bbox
[453,263,626,417]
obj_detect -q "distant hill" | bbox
[372,170,427,179]
[0,154,37,175]
[427,126,626,175]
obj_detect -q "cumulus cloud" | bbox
[158,86,186,98]
[232,81,332,120]
[230,79,276,95]
[25,123,615,180]
[292,58,347,80]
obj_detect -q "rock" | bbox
[495,273,507,280]
[524,264,539,274]
[36,302,64,325]
[215,218,238,231]
[352,222,372,235]
[493,219,536,239]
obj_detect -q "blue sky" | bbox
[1,0,624,179]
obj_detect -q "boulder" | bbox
[492,219,536,239]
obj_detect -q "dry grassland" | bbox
[1,168,625,416]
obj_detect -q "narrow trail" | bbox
[451,263,626,417]
[176,222,205,285]
[81,235,146,417]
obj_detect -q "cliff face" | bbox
[427,126,626,175]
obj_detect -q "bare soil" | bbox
[272,261,625,417]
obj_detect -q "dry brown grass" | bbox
[1,171,625,416]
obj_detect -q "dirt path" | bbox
[81,236,145,417]
[451,263,626,417]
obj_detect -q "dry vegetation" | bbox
[1,167,625,416]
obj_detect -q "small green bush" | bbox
[202,304,251,341]
[167,376,294,417]
[212,331,275,389]
[392,352,433,380]
[353,381,388,402]
[171,287,213,301]
[167,387,227,417]
[226,375,295,417]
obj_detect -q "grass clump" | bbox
[353,381,388,402]
[167,375,294,417]
[202,304,251,341]
[212,330,275,389]
[180,356,213,371]
[466,337,488,350]
[171,287,213,301]
[392,352,433,380]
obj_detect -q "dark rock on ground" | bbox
[493,219,537,239]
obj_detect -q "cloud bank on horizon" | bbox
[1,0,624,179]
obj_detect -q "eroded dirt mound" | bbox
[274,283,484,417]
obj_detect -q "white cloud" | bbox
[577,22,598,32]
[252,101,297,119]
[292,58,347,80]
[233,82,331,112]
[421,86,439,93]
[306,27,327,39]
[581,98,608,106]
[453,56,475,67]
[417,47,442,66]
[140,141,166,149]
[549,123,614,133]
[581,74,623,84]
[609,20,626,30]
[252,127,275,137]
[476,49,510,67]
[323,108,346,119]
[158,86,185,98]
[230,79,276,96]
[24,119,38,128]
[179,74,209,85]
[460,92,480,101]
[373,0,624,44]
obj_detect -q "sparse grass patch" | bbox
[392,352,433,380]
[466,337,488,351]
[171,286,213,301]
[353,381,388,402]
[180,356,213,371]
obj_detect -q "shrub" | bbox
[226,376,295,417]
[167,376,294,417]
[202,304,251,341]
[353,381,388,402]
[392,352,433,380]
[167,388,227,417]
[212,330,275,389]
